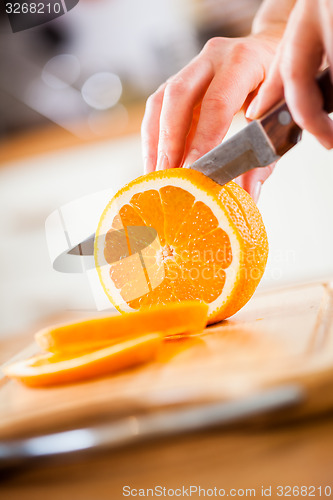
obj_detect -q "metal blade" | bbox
[68,234,95,256]
[187,121,280,186]
[67,226,158,259]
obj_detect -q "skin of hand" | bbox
[141,0,291,201]
[247,0,333,152]
[244,0,333,199]
[142,0,332,201]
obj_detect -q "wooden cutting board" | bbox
[1,281,333,440]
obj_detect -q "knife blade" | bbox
[187,120,280,185]
[187,68,333,186]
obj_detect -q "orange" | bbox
[3,333,161,387]
[95,169,268,324]
[35,301,208,354]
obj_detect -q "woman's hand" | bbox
[247,0,333,151]
[141,33,282,174]
[141,0,300,201]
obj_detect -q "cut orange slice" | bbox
[3,333,161,387]
[94,169,268,324]
[35,301,208,354]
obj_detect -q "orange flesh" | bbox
[5,333,162,387]
[35,301,208,354]
[105,186,232,309]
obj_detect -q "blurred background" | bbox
[0,0,332,338]
[0,0,261,138]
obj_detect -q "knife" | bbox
[51,68,333,266]
[187,67,333,185]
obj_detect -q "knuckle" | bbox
[290,110,310,130]
[146,91,160,108]
[204,93,229,112]
[145,84,165,107]
[164,77,188,98]
[229,41,255,65]
[193,135,220,153]
[159,128,171,142]
[166,74,185,86]
[203,37,225,53]
[279,64,294,82]
[279,56,300,82]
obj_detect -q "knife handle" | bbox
[259,67,333,157]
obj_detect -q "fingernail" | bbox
[156,152,169,171]
[251,181,262,203]
[245,98,258,120]
[320,138,333,150]
[183,149,201,168]
[144,157,154,174]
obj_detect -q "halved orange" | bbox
[4,333,161,387]
[35,301,208,354]
[95,169,268,324]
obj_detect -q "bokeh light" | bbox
[81,72,123,110]
[42,54,81,90]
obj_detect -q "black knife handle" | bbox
[259,67,333,157]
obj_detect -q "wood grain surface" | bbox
[1,281,333,441]
[2,415,333,500]
[1,281,333,497]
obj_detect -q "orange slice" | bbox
[3,333,161,387]
[94,169,268,324]
[35,301,208,354]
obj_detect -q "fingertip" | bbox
[237,163,275,201]
[245,97,259,120]
[183,149,202,168]
[156,152,170,171]
[247,64,284,120]
[144,157,155,174]
[245,86,271,120]
[319,137,333,150]
[250,181,262,203]
[234,175,244,189]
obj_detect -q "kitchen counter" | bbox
[1,340,333,498]
[1,279,333,498]
[1,116,333,498]
[1,317,333,500]
[1,413,333,499]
